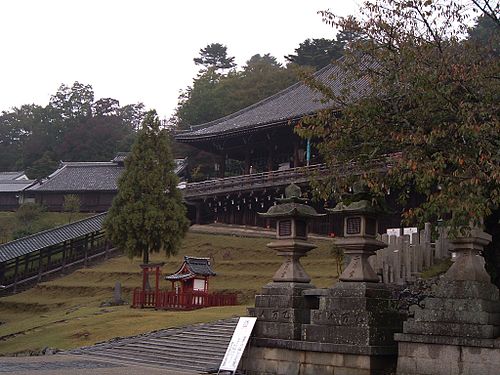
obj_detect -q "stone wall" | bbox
[243,345,395,375]
[397,340,500,375]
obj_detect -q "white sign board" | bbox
[219,317,257,373]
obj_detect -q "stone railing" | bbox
[183,163,328,199]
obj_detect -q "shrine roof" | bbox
[0,213,106,263]
[176,61,370,142]
[165,256,216,280]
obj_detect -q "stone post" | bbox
[395,227,500,375]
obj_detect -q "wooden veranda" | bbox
[0,213,115,294]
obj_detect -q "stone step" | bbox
[128,341,228,354]
[108,344,226,362]
[95,347,221,367]
[67,318,239,373]
[83,351,202,372]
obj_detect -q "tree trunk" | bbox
[143,248,149,264]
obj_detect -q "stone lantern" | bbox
[259,183,325,283]
[328,199,385,282]
[248,183,324,341]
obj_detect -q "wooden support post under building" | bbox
[38,249,43,282]
[0,263,5,287]
[13,257,19,293]
[61,241,67,273]
[84,234,90,268]
[24,253,30,275]
[194,202,202,225]
[104,240,110,260]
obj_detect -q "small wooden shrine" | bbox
[165,256,216,294]
[132,256,236,310]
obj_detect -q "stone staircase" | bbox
[67,317,239,374]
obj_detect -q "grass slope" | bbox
[0,231,337,355]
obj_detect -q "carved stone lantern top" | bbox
[327,184,386,283]
[260,183,325,220]
[257,183,323,283]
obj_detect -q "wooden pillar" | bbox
[194,202,202,225]
[38,249,43,282]
[0,263,5,287]
[61,241,67,272]
[218,155,226,178]
[84,234,90,267]
[293,141,299,168]
[244,147,251,174]
[24,253,30,275]
[104,240,110,260]
[13,257,20,293]
[267,146,274,172]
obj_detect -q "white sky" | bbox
[0,0,360,120]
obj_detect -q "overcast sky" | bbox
[0,1,360,120]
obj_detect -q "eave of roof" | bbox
[175,60,369,142]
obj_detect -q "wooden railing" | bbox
[132,288,238,310]
[183,164,328,198]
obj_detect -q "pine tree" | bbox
[104,110,189,264]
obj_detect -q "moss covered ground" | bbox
[0,231,337,355]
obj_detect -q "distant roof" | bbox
[112,152,128,164]
[0,180,36,193]
[0,213,106,263]
[174,158,188,175]
[165,256,216,281]
[27,158,189,193]
[176,62,370,142]
[0,171,28,181]
[28,162,124,192]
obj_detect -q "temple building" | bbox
[0,171,35,211]
[21,155,188,212]
[175,64,396,234]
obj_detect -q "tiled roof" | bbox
[0,171,28,181]
[165,256,216,280]
[29,162,124,192]
[0,213,106,263]
[0,180,36,193]
[176,62,370,141]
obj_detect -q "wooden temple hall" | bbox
[176,64,397,234]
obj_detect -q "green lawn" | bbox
[0,231,338,355]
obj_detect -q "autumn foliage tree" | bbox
[297,1,499,279]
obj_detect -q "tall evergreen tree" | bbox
[104,110,189,264]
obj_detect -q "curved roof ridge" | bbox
[184,64,332,133]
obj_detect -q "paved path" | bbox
[0,354,192,374]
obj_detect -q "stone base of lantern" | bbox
[302,282,404,348]
[395,279,500,375]
[248,282,315,341]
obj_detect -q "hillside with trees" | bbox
[0,82,145,179]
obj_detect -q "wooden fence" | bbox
[369,223,451,284]
[132,289,238,310]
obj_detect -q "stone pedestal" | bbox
[395,228,500,375]
[249,282,315,341]
[303,282,403,349]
